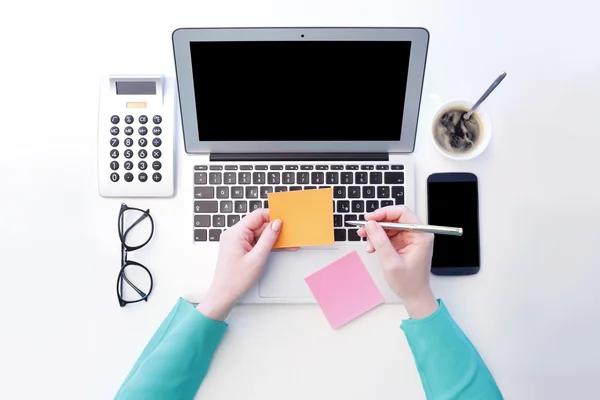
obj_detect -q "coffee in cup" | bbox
[431,100,491,160]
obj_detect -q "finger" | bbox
[365,205,422,224]
[366,237,375,253]
[357,226,399,239]
[239,209,270,231]
[364,220,400,264]
[248,219,282,263]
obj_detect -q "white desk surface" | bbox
[1,1,600,399]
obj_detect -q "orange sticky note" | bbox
[268,188,334,248]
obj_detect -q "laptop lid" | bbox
[172,27,429,157]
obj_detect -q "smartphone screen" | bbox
[427,174,480,274]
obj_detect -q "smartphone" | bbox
[427,172,480,275]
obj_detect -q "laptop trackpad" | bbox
[259,248,341,298]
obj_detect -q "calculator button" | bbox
[152,173,162,182]
[138,126,148,136]
[124,126,133,136]
[124,149,133,159]
[124,161,133,170]
[110,126,119,135]
[138,138,148,147]
[110,138,119,147]
[138,161,148,170]
[152,161,162,171]
[152,149,161,159]
[152,126,162,135]
[139,115,148,124]
[124,173,134,182]
[110,161,119,171]
[152,115,162,124]
[124,138,133,147]
[110,115,120,124]
[110,149,119,159]
[138,173,148,182]
[138,149,147,159]
[110,172,119,182]
[152,138,162,147]
[124,115,134,124]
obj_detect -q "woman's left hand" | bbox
[197,208,284,321]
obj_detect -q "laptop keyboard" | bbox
[193,164,405,242]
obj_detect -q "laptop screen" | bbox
[190,41,411,142]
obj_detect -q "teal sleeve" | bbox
[115,298,228,400]
[401,300,503,400]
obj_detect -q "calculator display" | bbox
[116,81,156,95]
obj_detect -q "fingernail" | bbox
[271,219,282,232]
[366,220,377,235]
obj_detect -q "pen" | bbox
[345,220,463,236]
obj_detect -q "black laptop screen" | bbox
[189,41,411,141]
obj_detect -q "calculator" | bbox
[97,75,174,198]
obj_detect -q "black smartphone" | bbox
[427,172,480,275]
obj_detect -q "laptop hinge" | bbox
[210,153,389,162]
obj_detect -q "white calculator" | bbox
[97,75,174,198]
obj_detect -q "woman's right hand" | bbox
[357,206,439,319]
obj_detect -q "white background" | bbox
[1,0,600,399]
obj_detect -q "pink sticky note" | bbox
[305,251,384,329]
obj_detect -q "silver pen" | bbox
[345,220,463,236]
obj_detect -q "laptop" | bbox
[172,27,429,303]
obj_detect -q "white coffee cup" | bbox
[431,100,492,160]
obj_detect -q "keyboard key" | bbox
[153,149,162,159]
[377,186,390,198]
[195,187,215,199]
[227,215,241,227]
[138,161,148,171]
[300,165,313,170]
[282,172,295,184]
[249,201,262,211]
[326,172,338,184]
[195,201,218,213]
[334,215,343,227]
[138,173,147,182]
[231,187,244,198]
[285,165,298,170]
[366,200,379,213]
[381,200,394,208]
[260,186,273,199]
[334,229,346,241]
[246,186,259,198]
[346,165,359,170]
[385,172,404,184]
[252,172,265,184]
[240,165,253,170]
[290,186,302,191]
[194,215,210,227]
[216,187,229,199]
[356,172,368,184]
[209,229,222,241]
[333,186,346,199]
[297,172,309,184]
[370,172,382,184]
[348,229,361,241]
[194,229,207,241]
[376,165,389,170]
[331,165,344,170]
[220,201,233,213]
[304,186,316,190]
[391,165,405,170]
[275,186,287,192]
[344,214,358,223]
[239,172,251,184]
[110,115,120,124]
[319,186,330,189]
[194,172,207,185]
[341,172,353,184]
[209,165,223,170]
[392,186,405,205]
[225,165,238,170]
[110,161,119,171]
[255,165,268,170]
[264,200,269,208]
[337,200,350,213]
[224,172,236,184]
[209,172,222,184]
[110,149,119,159]
[316,165,328,170]
[363,186,375,198]
[358,214,365,220]
[152,173,162,182]
[270,165,283,170]
[124,173,134,182]
[311,172,324,184]
[352,201,364,213]
[360,165,374,170]
[213,215,226,227]
[235,201,247,213]
[267,172,280,184]
[348,186,360,198]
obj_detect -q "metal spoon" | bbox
[464,71,507,120]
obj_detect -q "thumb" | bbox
[248,219,282,263]
[364,220,400,265]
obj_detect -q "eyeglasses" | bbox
[117,203,155,307]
